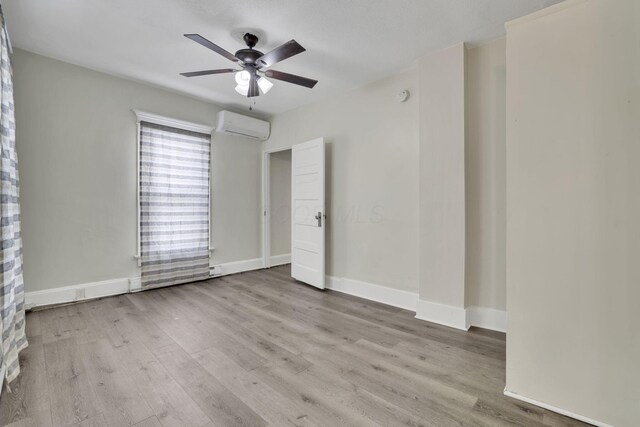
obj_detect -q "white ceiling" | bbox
[5,0,561,116]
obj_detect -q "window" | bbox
[134,111,213,288]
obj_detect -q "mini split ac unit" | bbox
[215,110,270,140]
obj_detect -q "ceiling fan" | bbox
[180,33,318,97]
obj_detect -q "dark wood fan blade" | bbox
[184,34,238,62]
[180,68,236,77]
[264,69,318,88]
[256,40,305,68]
[247,73,260,97]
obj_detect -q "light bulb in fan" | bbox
[235,84,249,96]
[235,70,251,86]
[258,76,273,94]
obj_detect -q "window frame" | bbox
[132,110,214,268]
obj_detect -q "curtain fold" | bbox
[0,5,27,393]
[140,122,211,288]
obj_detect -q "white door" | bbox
[291,138,325,289]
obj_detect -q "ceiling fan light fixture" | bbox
[258,76,273,94]
[235,84,249,96]
[235,70,251,85]
[181,33,318,101]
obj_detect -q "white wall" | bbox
[12,49,262,292]
[465,38,507,311]
[269,149,291,257]
[505,1,640,425]
[265,69,420,293]
[417,44,466,316]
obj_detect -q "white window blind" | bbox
[139,121,211,288]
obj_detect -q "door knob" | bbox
[315,212,322,227]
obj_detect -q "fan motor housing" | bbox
[234,48,264,65]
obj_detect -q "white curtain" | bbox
[139,122,211,288]
[0,5,27,393]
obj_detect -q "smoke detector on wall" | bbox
[397,90,410,103]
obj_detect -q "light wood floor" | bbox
[0,265,588,427]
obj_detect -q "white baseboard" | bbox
[212,258,264,277]
[324,276,506,333]
[414,300,507,332]
[326,276,418,312]
[25,277,132,309]
[467,306,507,333]
[26,257,266,309]
[269,253,291,267]
[415,299,470,331]
[504,389,613,427]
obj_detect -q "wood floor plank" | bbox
[241,315,340,356]
[133,415,163,427]
[251,363,372,427]
[357,338,507,396]
[292,364,431,427]
[24,311,43,340]
[164,285,252,325]
[315,340,546,427]
[267,266,507,359]
[197,278,271,308]
[108,305,182,357]
[155,347,267,427]
[103,328,211,427]
[215,317,311,374]
[141,305,221,355]
[2,414,52,427]
[79,338,154,426]
[193,345,321,427]
[43,337,101,426]
[142,302,268,371]
[135,291,269,369]
[262,272,507,360]
[230,280,419,349]
[70,412,108,427]
[0,340,52,427]
[302,341,481,426]
[2,265,589,427]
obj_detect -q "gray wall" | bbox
[12,49,262,292]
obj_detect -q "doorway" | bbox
[263,148,292,268]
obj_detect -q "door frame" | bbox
[262,146,292,269]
